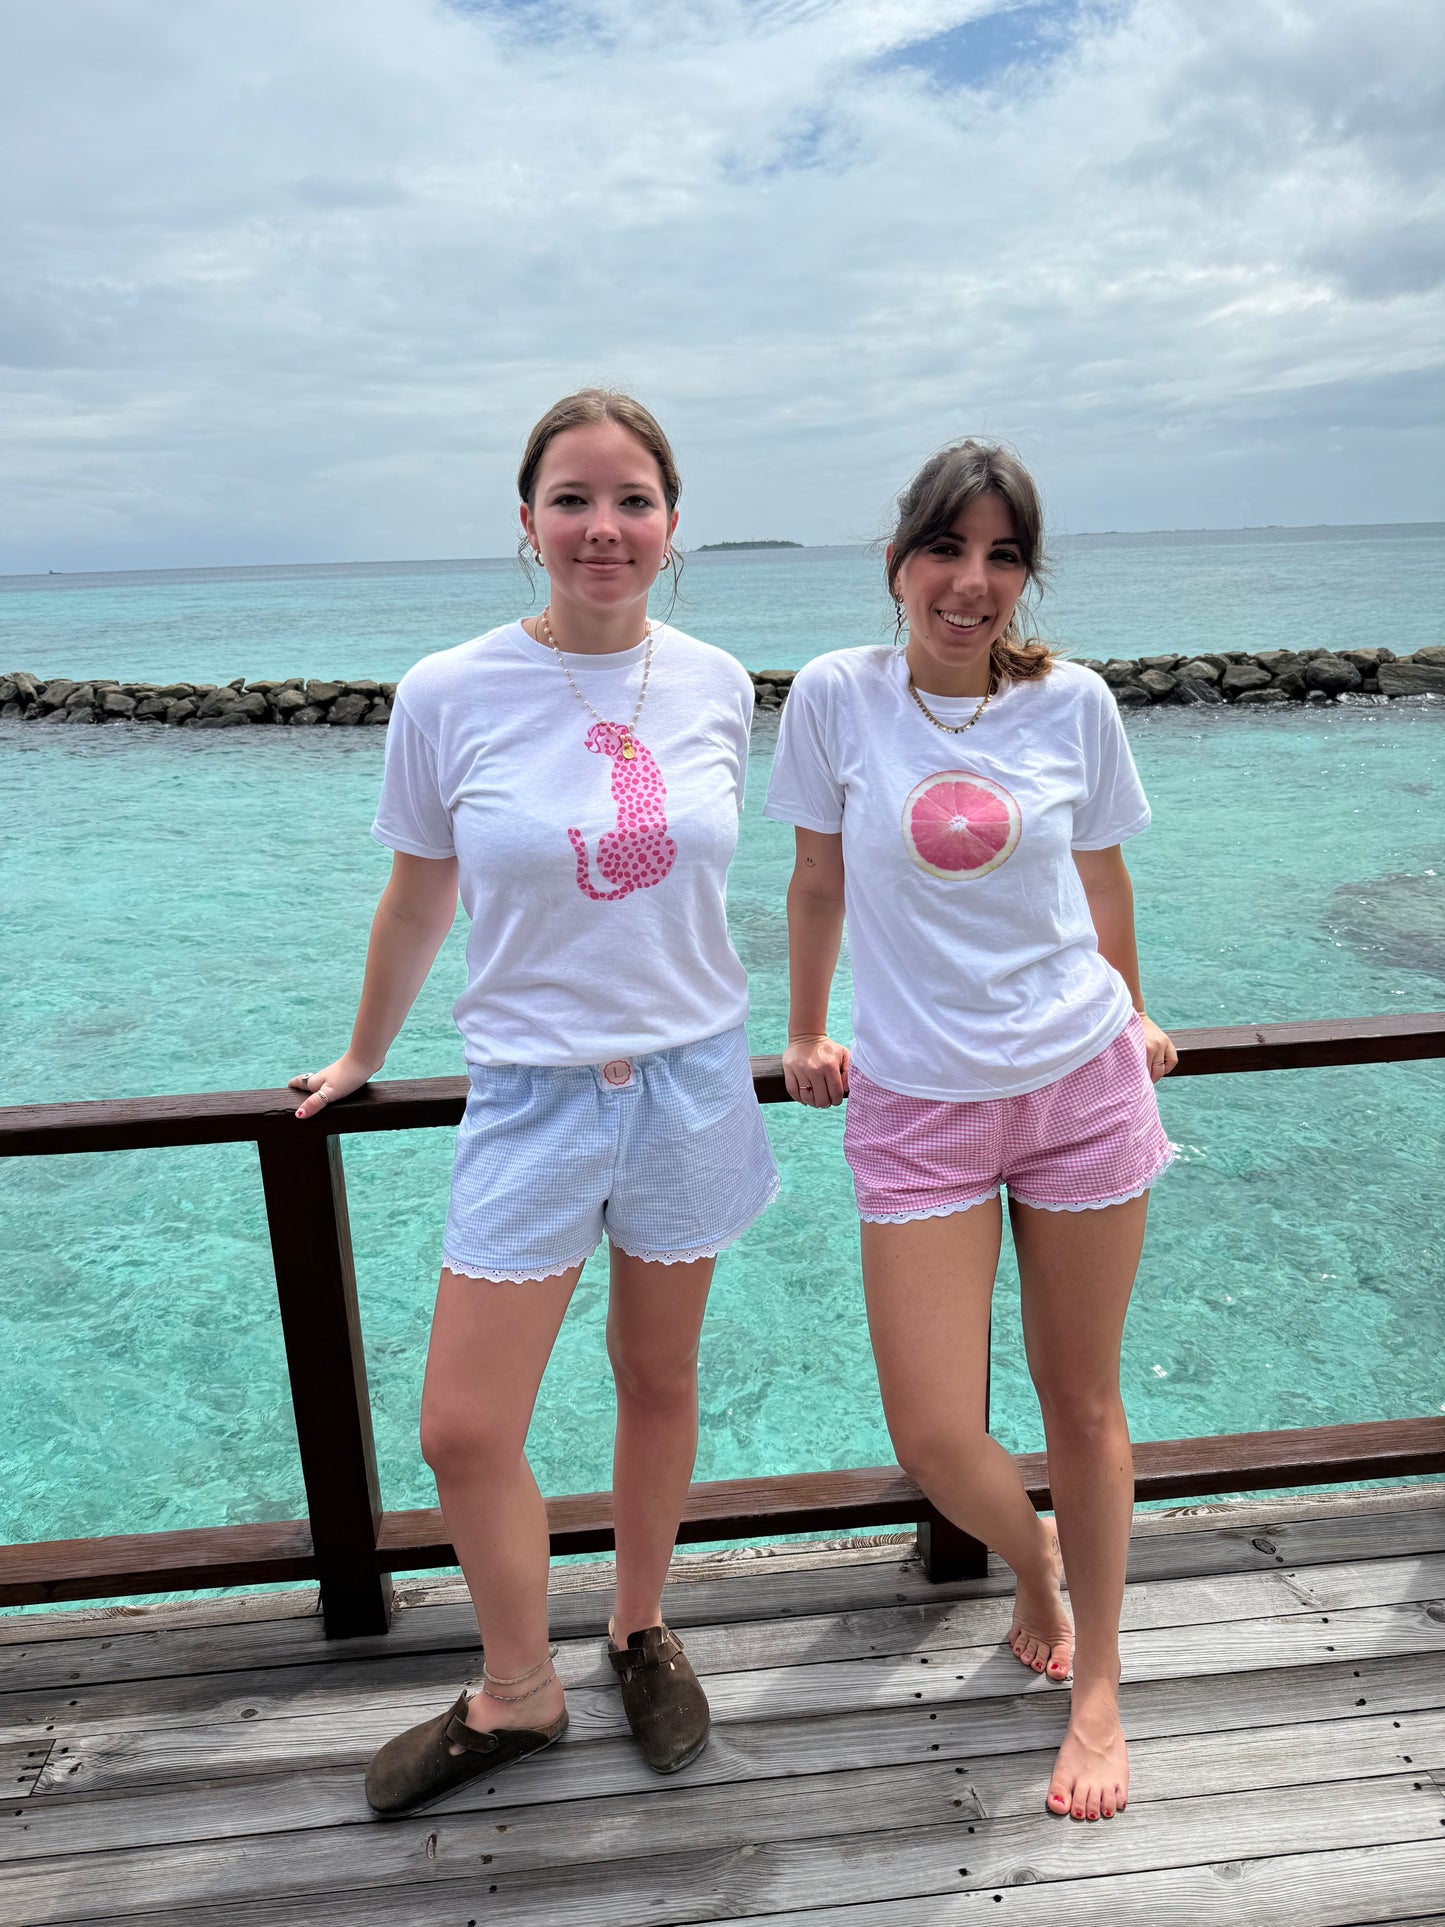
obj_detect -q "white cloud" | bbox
[1,0,1441,568]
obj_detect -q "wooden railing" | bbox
[2,1010,1443,1637]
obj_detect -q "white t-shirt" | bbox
[373,621,753,1067]
[764,647,1151,1100]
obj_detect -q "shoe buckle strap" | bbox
[609,1626,683,1675]
[445,1710,500,1753]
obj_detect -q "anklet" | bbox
[481,1643,558,1702]
[483,1643,557,1686]
[482,1669,557,1704]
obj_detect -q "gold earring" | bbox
[533,551,544,567]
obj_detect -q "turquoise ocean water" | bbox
[2,526,1443,1578]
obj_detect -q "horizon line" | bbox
[5,518,1444,582]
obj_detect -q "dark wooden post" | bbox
[919,1317,991,1582]
[919,1509,990,1581]
[257,1129,392,1637]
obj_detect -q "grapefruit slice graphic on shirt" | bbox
[902,771,1022,880]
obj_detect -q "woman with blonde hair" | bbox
[767,440,1175,1823]
[292,390,777,1815]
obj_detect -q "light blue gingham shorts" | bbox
[442,1024,780,1283]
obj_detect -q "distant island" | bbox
[694,539,803,552]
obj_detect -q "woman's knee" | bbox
[1033,1379,1127,1446]
[419,1393,527,1482]
[889,1416,992,1493]
[607,1337,699,1417]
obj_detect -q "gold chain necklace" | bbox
[907,665,997,736]
[536,606,654,761]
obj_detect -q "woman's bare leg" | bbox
[606,1246,716,1640]
[419,1264,582,1735]
[1012,1191,1149,1821]
[861,1204,1071,1678]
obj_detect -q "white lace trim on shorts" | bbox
[442,1247,598,1285]
[858,1184,1001,1224]
[1006,1147,1176,1213]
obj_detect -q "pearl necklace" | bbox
[536,607,654,761]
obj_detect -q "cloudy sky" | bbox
[4,0,1443,570]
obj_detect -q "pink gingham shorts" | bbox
[844,1014,1173,1221]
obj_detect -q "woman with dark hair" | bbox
[766,441,1175,1824]
[291,390,777,1815]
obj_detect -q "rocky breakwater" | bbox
[0,676,395,726]
[1060,645,1445,708]
[4,650,1443,726]
[749,647,1445,710]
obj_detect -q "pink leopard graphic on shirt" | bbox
[568,722,677,901]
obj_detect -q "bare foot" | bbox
[1006,1523,1073,1681]
[1045,1675,1128,1820]
[451,1663,565,1751]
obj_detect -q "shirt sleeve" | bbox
[1071,674,1152,849]
[762,666,845,833]
[370,685,456,858]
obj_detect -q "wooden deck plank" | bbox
[6,1549,1441,1746]
[49,1840,1445,1927]
[607,1599,1445,1739]
[8,1773,1442,1926]
[724,1841,1445,1926]
[5,1705,1438,1871]
[7,1496,1441,1687]
[23,1594,1445,1800]
[29,1644,1440,1808]
[1115,1485,1445,1535]
[0,1737,51,1798]
[0,1585,322,1649]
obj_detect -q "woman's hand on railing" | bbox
[783,1034,851,1108]
[289,1052,380,1120]
[1140,1015,1178,1082]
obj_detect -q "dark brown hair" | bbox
[885,440,1054,683]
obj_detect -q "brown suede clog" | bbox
[364,1692,567,1817]
[608,1623,710,1773]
